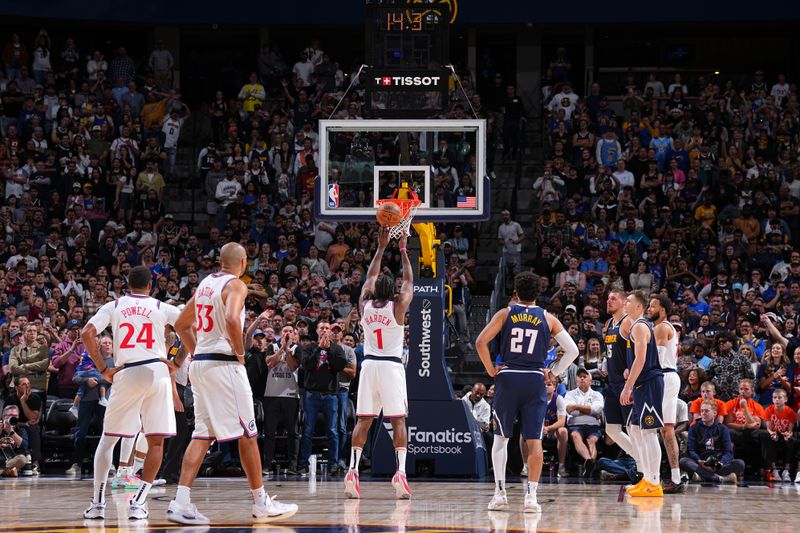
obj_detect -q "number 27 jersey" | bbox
[498,304,550,371]
[88,294,180,366]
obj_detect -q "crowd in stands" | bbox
[494,50,800,482]
[0,28,494,477]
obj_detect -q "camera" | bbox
[704,456,721,470]
[7,416,17,427]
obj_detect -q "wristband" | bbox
[400,247,407,253]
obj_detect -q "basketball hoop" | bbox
[376,189,422,240]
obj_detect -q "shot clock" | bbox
[365,1,451,70]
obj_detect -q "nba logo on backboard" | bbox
[328,183,339,208]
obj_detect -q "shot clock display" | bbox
[366,1,450,70]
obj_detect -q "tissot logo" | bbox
[413,285,440,294]
[374,76,442,87]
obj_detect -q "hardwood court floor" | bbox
[0,476,798,533]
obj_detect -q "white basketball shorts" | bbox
[103,361,176,438]
[356,358,408,418]
[662,370,681,425]
[189,358,258,442]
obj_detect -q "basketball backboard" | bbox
[314,119,490,222]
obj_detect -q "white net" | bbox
[384,201,419,240]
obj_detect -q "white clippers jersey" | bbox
[659,321,679,371]
[360,300,403,358]
[88,294,180,366]
[194,272,244,355]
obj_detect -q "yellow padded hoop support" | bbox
[412,221,439,277]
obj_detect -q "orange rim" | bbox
[376,198,422,219]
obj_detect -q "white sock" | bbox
[119,437,135,468]
[606,423,639,464]
[252,486,266,505]
[175,485,192,506]
[628,425,645,476]
[492,436,509,494]
[93,434,120,505]
[133,480,152,506]
[395,448,407,474]
[641,430,661,484]
[349,447,362,471]
[526,481,538,495]
[671,468,682,485]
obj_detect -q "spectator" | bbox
[680,399,742,484]
[3,377,42,475]
[758,388,798,483]
[707,332,755,401]
[1,405,27,477]
[565,368,604,476]
[688,381,727,426]
[148,40,175,90]
[755,343,793,406]
[462,382,491,447]
[542,377,569,478]
[9,324,49,392]
[723,378,766,475]
[332,322,357,471]
[65,335,113,477]
[297,321,352,476]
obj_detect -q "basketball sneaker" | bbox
[252,495,299,523]
[782,470,792,482]
[83,502,105,519]
[627,480,663,497]
[128,502,149,520]
[344,469,360,499]
[392,471,412,499]
[167,499,210,525]
[662,479,687,494]
[625,478,646,494]
[487,490,508,511]
[523,494,541,513]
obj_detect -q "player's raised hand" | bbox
[378,226,390,248]
[399,232,408,251]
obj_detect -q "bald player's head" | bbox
[220,242,247,276]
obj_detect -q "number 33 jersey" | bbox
[88,294,180,366]
[498,304,551,371]
[194,272,244,356]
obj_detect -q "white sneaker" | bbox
[128,502,149,520]
[523,494,541,514]
[84,502,105,519]
[782,469,792,482]
[520,464,528,477]
[557,465,568,479]
[98,396,109,407]
[66,463,81,476]
[344,469,360,499]
[487,490,508,511]
[772,468,781,481]
[392,471,412,499]
[152,478,167,487]
[795,471,800,484]
[69,406,79,418]
[167,499,210,525]
[252,496,298,523]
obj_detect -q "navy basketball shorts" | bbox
[629,375,665,430]
[492,370,547,440]
[603,384,632,426]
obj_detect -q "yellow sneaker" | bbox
[628,480,664,497]
[625,479,646,494]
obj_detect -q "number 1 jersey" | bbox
[498,304,550,371]
[88,294,180,366]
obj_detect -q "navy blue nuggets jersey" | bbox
[626,317,663,384]
[498,304,550,370]
[604,315,629,388]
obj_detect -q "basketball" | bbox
[376,202,403,227]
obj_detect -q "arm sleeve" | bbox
[550,330,579,376]
[556,395,567,417]
[87,301,114,333]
